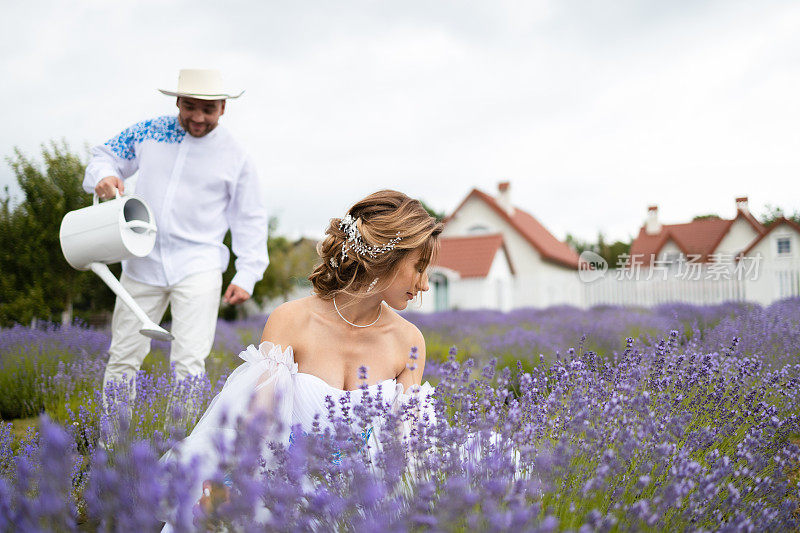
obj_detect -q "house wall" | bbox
[484,247,514,311]
[743,227,800,305]
[759,228,798,262]
[451,278,493,310]
[716,218,760,257]
[423,248,514,311]
[443,197,580,307]
[522,267,583,308]
[658,240,682,261]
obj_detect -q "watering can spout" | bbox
[89,263,174,341]
[61,192,172,340]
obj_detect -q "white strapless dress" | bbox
[158,341,434,530]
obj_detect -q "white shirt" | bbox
[84,115,268,294]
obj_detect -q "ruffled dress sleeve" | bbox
[158,341,297,529]
[370,382,436,481]
[390,381,436,431]
[388,382,437,447]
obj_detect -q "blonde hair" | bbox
[308,190,443,299]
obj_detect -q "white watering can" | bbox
[59,190,174,341]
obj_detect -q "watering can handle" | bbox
[126,220,157,233]
[92,188,120,205]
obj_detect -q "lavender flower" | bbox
[0,300,798,529]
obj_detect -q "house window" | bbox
[431,273,449,312]
[777,237,791,255]
[467,224,491,234]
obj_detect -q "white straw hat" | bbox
[158,69,244,100]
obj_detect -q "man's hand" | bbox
[95,176,124,199]
[223,284,250,305]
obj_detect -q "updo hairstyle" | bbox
[308,190,444,299]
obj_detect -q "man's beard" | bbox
[179,116,217,137]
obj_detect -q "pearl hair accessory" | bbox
[367,277,379,292]
[339,214,402,261]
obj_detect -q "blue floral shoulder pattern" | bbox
[104,116,186,160]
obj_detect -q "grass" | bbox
[7,416,38,442]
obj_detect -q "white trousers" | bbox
[103,270,222,393]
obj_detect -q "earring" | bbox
[367,277,379,292]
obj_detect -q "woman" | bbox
[159,190,443,529]
[264,188,442,394]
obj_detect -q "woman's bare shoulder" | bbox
[385,308,426,354]
[261,297,317,344]
[387,311,426,387]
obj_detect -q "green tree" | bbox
[257,236,318,302]
[420,200,445,222]
[0,141,111,326]
[566,231,631,269]
[220,219,320,320]
[604,239,632,269]
[565,233,592,256]
[760,204,800,226]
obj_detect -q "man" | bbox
[84,69,268,394]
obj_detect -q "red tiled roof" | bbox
[630,210,766,265]
[740,217,800,257]
[736,209,765,233]
[433,234,514,278]
[446,189,579,269]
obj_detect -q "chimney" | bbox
[645,205,661,235]
[735,196,749,213]
[497,181,514,216]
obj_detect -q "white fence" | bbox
[582,262,800,308]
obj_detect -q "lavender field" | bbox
[1,299,799,531]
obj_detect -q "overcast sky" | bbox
[2,0,799,243]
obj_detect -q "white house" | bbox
[422,233,515,312]
[738,217,800,305]
[628,197,765,266]
[584,197,800,307]
[424,182,580,311]
[252,192,797,314]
